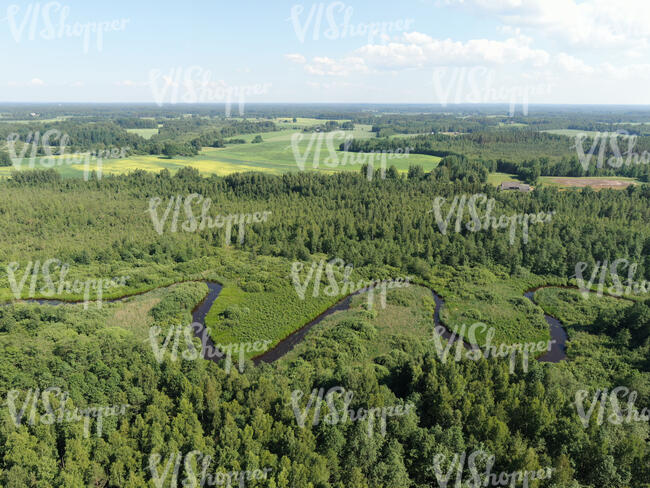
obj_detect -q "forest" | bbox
[0,104,648,487]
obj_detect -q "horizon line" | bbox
[2,101,650,107]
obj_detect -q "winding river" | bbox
[523,289,568,362]
[3,281,570,365]
[253,286,568,364]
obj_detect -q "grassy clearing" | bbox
[204,280,342,355]
[125,128,158,139]
[533,287,631,329]
[426,266,567,346]
[539,176,640,190]
[203,255,405,358]
[487,174,642,190]
[498,122,528,127]
[0,116,71,124]
[487,172,522,186]
[280,285,437,364]
[541,129,604,137]
[350,286,437,356]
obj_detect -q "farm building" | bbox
[499,182,532,192]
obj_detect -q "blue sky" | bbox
[2,0,650,104]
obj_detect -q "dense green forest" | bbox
[0,105,648,487]
[2,166,648,279]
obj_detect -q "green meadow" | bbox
[541,129,603,136]
[280,285,438,364]
[486,172,522,186]
[125,128,159,139]
[427,266,567,346]
[0,125,441,178]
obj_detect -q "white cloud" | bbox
[444,0,650,52]
[7,79,47,87]
[295,32,609,80]
[115,80,148,87]
[306,81,353,90]
[285,53,306,64]
[555,53,594,74]
[441,0,531,12]
[600,62,650,80]
[304,56,368,76]
[355,32,549,69]
[292,25,650,92]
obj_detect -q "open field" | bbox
[485,174,643,190]
[0,125,441,178]
[0,149,440,178]
[0,116,72,124]
[541,129,604,137]
[125,128,159,139]
[498,122,528,127]
[272,116,347,127]
[542,128,637,138]
[540,176,640,189]
[487,172,522,186]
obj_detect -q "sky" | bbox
[2,0,650,105]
